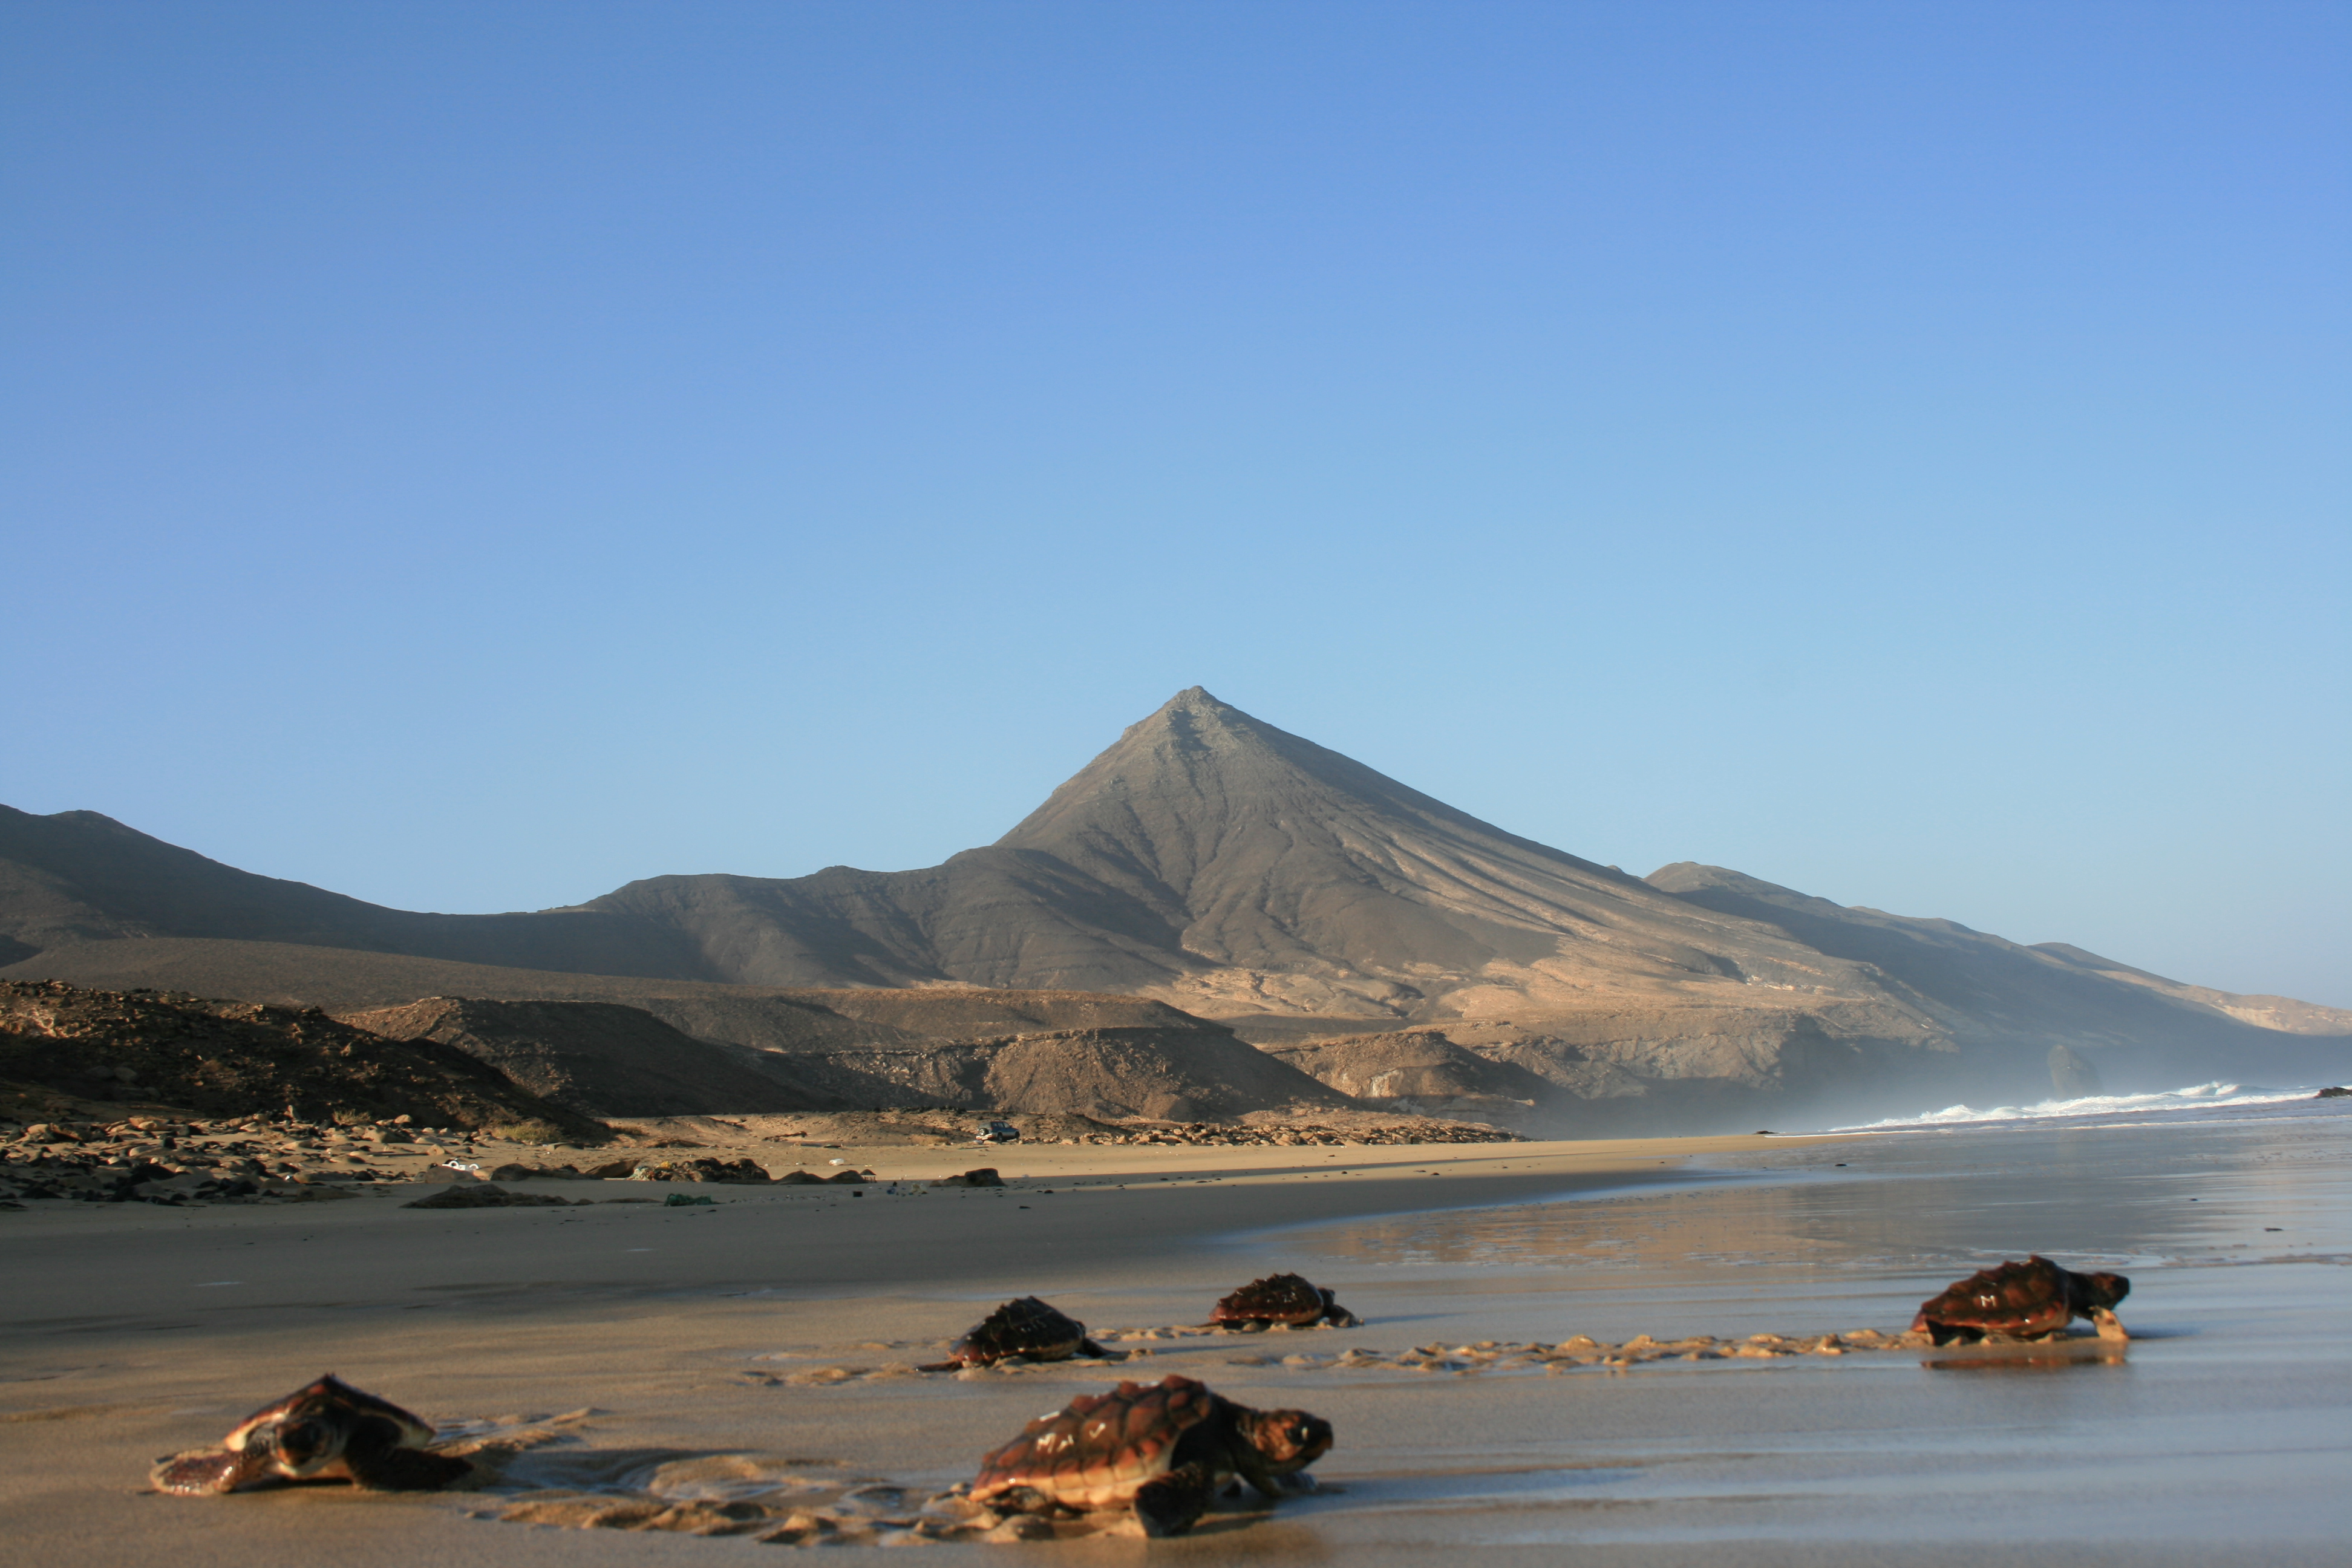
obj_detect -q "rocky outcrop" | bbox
[749,1025,1347,1122]
[339,998,831,1119]
[1264,1030,1553,1111]
[0,979,607,1139]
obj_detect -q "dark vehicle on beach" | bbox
[978,1120,1021,1143]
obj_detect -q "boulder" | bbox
[627,1157,773,1184]
[402,1182,587,1209]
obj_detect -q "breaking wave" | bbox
[1832,1080,2337,1132]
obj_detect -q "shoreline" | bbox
[4,1116,2345,1565]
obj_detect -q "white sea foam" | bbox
[1832,1080,2330,1132]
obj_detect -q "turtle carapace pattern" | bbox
[1911,1256,2131,1345]
[1209,1272,1360,1329]
[970,1374,1331,1537]
[153,1374,471,1495]
[921,1295,1112,1371]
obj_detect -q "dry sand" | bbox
[4,1118,2347,1566]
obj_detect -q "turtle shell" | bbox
[971,1375,1220,1512]
[1912,1256,2130,1344]
[1211,1273,1334,1327]
[940,1296,1093,1367]
[221,1375,435,1458]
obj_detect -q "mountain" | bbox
[4,687,2345,1122]
[0,804,708,977]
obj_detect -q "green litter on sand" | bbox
[664,1193,716,1207]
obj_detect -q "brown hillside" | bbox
[0,980,609,1139]
[1267,1029,1557,1106]
[339,998,835,1118]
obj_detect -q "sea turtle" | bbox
[969,1373,1331,1537]
[1209,1272,1359,1330]
[153,1374,471,1494]
[923,1296,1112,1371]
[1911,1256,2131,1345]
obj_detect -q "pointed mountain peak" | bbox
[996,690,1606,930]
[1129,686,1261,748]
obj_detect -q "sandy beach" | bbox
[4,1112,2348,1566]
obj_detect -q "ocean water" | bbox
[1826,1079,2346,1133]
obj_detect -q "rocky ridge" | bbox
[0,979,609,1140]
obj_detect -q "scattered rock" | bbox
[627,1157,774,1184]
[1069,1119,1519,1147]
[402,1183,588,1209]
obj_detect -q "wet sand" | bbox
[4,1116,2347,1565]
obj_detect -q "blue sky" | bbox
[5,2,2346,1005]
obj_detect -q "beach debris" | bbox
[959,1373,1331,1538]
[1912,1256,2131,1345]
[922,1296,1117,1371]
[402,1182,588,1209]
[152,1374,471,1495]
[1209,1272,1361,1330]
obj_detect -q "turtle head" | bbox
[1237,1408,1333,1472]
[2076,1270,2130,1312]
[267,1413,345,1475]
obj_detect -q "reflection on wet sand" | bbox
[1920,1341,2130,1373]
[1282,1107,2352,1289]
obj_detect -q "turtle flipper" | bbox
[154,1448,280,1495]
[1076,1338,1126,1361]
[342,1445,472,1491]
[1133,1460,1217,1537]
[2091,1308,2129,1342]
[331,1416,470,1491]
